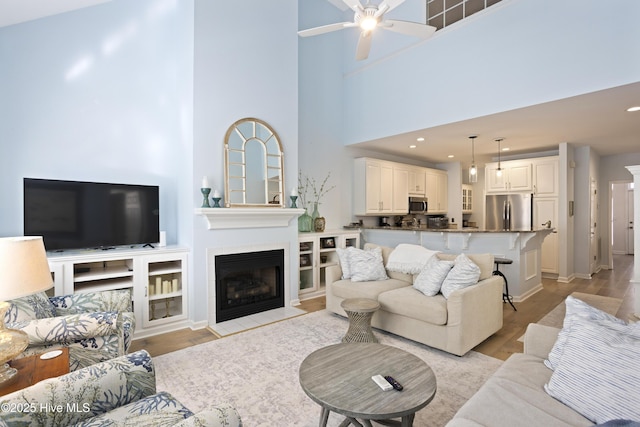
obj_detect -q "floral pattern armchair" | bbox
[5,289,136,371]
[0,350,242,427]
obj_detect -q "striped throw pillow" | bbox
[544,319,640,423]
[545,295,626,370]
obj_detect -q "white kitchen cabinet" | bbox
[533,156,559,197]
[140,251,188,330]
[485,160,533,193]
[299,230,360,300]
[47,246,190,338]
[354,158,407,215]
[408,167,426,196]
[393,166,410,213]
[534,197,559,274]
[462,184,473,213]
[425,168,448,213]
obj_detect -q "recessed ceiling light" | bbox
[448,154,454,158]
[409,144,417,149]
[502,147,510,151]
[416,137,425,142]
[627,106,640,112]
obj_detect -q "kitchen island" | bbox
[359,227,554,302]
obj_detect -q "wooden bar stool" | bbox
[493,257,516,311]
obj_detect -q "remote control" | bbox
[371,374,393,391]
[384,376,403,391]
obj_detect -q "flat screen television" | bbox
[24,178,160,251]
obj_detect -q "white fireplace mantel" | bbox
[195,207,305,229]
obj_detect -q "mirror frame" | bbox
[223,117,285,208]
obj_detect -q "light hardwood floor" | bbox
[131,254,636,361]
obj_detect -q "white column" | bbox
[624,165,640,319]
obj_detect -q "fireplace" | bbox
[214,249,285,323]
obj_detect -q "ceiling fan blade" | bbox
[342,0,363,13]
[298,22,355,37]
[355,31,373,61]
[382,20,436,39]
[378,0,405,14]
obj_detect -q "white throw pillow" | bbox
[440,254,480,299]
[386,244,439,275]
[336,246,355,279]
[545,295,626,370]
[349,247,389,282]
[413,256,454,296]
[544,319,640,424]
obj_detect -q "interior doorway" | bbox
[610,181,634,265]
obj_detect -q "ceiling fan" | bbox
[298,0,437,61]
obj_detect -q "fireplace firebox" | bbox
[215,249,285,322]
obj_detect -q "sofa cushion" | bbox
[412,256,454,296]
[331,278,410,301]
[437,253,493,281]
[386,243,439,275]
[440,254,481,299]
[450,353,593,427]
[81,391,194,426]
[544,318,640,424]
[364,243,413,283]
[378,286,448,325]
[349,246,388,282]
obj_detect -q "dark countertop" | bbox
[353,226,554,233]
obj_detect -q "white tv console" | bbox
[47,245,190,339]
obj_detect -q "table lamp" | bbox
[0,236,53,384]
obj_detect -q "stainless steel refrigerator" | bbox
[485,193,533,231]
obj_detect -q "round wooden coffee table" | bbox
[341,298,380,343]
[299,343,437,427]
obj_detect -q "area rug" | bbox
[517,292,624,342]
[153,310,502,427]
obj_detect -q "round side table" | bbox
[341,298,380,343]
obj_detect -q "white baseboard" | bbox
[574,273,593,280]
[132,319,193,340]
[557,274,575,283]
[513,283,543,303]
[189,320,209,331]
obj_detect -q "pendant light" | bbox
[495,138,504,178]
[468,135,478,183]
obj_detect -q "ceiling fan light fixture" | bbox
[359,15,378,31]
[468,135,478,183]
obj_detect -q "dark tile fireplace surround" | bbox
[214,249,285,323]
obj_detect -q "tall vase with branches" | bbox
[298,170,336,232]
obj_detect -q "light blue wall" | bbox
[599,152,640,268]
[192,0,299,323]
[0,0,194,247]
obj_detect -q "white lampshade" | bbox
[0,236,53,300]
[0,236,53,384]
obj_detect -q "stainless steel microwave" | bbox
[408,197,428,214]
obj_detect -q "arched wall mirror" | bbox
[224,118,285,207]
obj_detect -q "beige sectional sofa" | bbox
[325,243,504,356]
[447,323,592,426]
